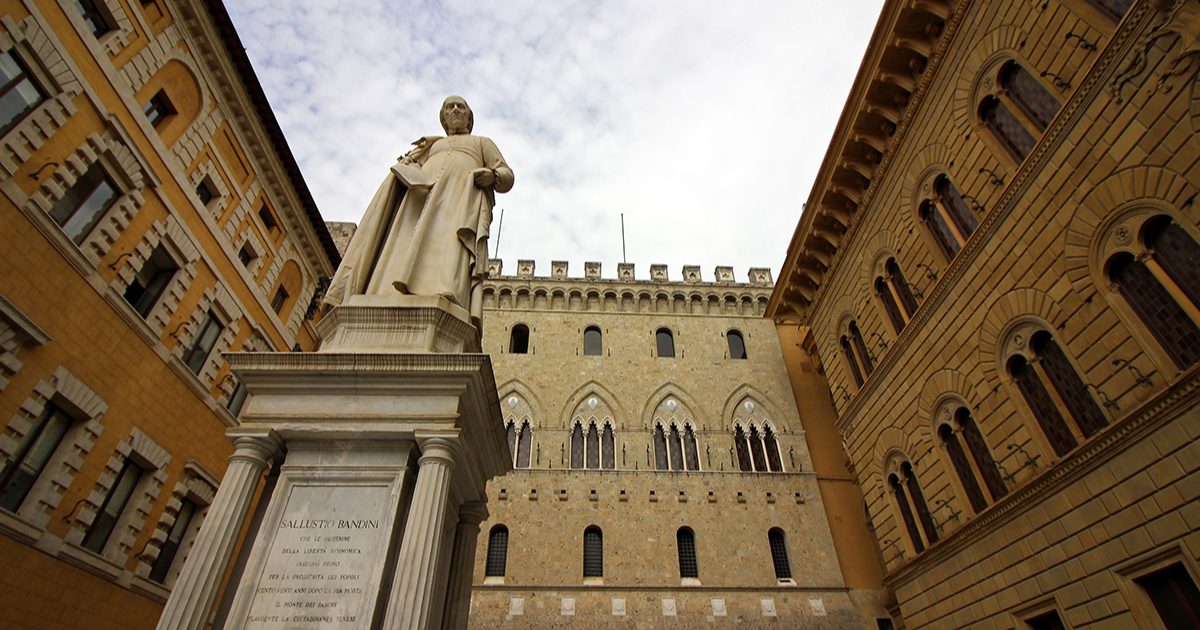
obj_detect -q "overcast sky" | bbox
[226,0,886,284]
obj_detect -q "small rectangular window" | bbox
[258,205,279,233]
[0,404,73,513]
[271,286,289,314]
[48,162,120,245]
[81,458,144,553]
[141,90,175,128]
[182,311,223,374]
[0,50,46,138]
[238,243,256,267]
[149,498,196,584]
[196,178,216,206]
[1025,611,1066,630]
[123,245,178,318]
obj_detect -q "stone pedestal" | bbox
[158,303,508,630]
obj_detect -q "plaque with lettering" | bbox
[243,484,391,629]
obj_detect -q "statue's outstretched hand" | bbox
[472,168,495,188]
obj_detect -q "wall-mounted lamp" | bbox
[978,167,1005,186]
[1064,32,1096,50]
[1040,71,1071,89]
[1112,358,1154,388]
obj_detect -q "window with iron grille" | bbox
[485,526,508,577]
[1010,354,1078,457]
[768,528,791,579]
[677,528,698,578]
[583,527,603,577]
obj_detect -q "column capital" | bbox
[226,429,284,469]
[456,501,489,527]
[416,435,461,470]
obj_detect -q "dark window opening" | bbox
[768,528,791,579]
[141,90,175,128]
[1137,563,1200,630]
[654,424,669,470]
[683,425,699,471]
[958,408,1007,500]
[238,243,255,267]
[888,259,920,316]
[1025,610,1067,630]
[509,324,529,354]
[149,498,196,584]
[677,528,698,578]
[0,403,73,513]
[123,245,178,318]
[764,426,783,472]
[1032,331,1108,438]
[850,322,874,375]
[0,49,46,138]
[1086,0,1134,20]
[570,423,584,469]
[876,277,907,334]
[74,0,115,37]
[656,328,675,358]
[485,526,509,577]
[49,162,119,245]
[516,422,532,468]
[727,330,747,359]
[585,422,600,470]
[196,179,216,206]
[890,473,924,554]
[902,462,939,545]
[82,458,144,553]
[271,286,289,315]
[922,201,961,261]
[601,423,615,470]
[940,424,988,513]
[841,336,864,387]
[734,425,752,472]
[258,205,279,233]
[583,527,603,577]
[583,326,602,356]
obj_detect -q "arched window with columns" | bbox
[977,60,1061,162]
[876,258,921,334]
[919,175,979,262]
[886,457,938,554]
[1004,324,1108,459]
[1106,214,1200,371]
[934,401,1007,515]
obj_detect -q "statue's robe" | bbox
[324,134,513,325]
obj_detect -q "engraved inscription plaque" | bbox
[244,484,392,629]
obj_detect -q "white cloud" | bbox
[227,0,886,282]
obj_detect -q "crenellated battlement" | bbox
[483,259,774,317]
[486,259,773,287]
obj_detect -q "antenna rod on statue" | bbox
[494,208,504,259]
[621,213,626,263]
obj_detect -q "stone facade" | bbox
[468,262,891,629]
[0,0,339,628]
[769,0,1200,628]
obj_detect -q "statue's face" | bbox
[441,96,472,135]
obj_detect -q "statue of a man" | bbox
[322,96,513,326]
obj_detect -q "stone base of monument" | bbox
[155,313,508,630]
[316,296,481,354]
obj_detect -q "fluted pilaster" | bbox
[383,437,460,630]
[441,501,488,630]
[156,431,282,630]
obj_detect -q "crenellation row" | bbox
[487,258,773,287]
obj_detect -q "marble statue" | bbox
[322,96,514,326]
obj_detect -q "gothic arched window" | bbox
[850,321,874,376]
[1108,216,1200,371]
[733,425,752,471]
[1008,328,1107,459]
[570,423,584,469]
[768,528,792,580]
[653,424,669,470]
[677,527,698,579]
[656,422,699,471]
[876,258,920,334]
[485,525,508,577]
[583,526,603,578]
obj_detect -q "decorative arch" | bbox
[918,368,984,420]
[560,380,625,428]
[1063,165,1200,298]
[497,377,544,423]
[977,288,1067,386]
[859,230,903,290]
[951,24,1030,131]
[641,383,708,430]
[134,59,204,147]
[897,142,955,222]
[872,426,929,485]
[721,384,787,432]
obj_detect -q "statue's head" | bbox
[440,95,473,135]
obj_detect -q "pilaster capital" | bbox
[416,435,461,470]
[456,501,489,527]
[225,429,284,469]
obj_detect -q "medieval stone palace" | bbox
[0,0,1197,629]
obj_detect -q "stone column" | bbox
[155,431,282,630]
[441,501,488,630]
[383,437,460,630]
